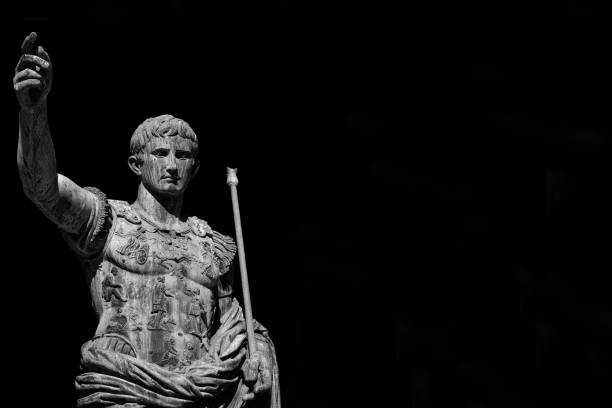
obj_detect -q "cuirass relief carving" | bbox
[93,213,220,370]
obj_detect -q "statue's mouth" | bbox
[162,176,179,182]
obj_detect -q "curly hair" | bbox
[129,114,199,160]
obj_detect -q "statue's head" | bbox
[128,114,199,196]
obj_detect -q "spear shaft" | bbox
[226,168,257,357]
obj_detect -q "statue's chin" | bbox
[145,183,187,198]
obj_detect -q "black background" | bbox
[5,1,612,407]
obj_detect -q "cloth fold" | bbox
[76,299,280,408]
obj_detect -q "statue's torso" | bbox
[84,200,235,370]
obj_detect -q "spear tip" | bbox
[226,167,239,186]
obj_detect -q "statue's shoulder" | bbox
[211,229,237,270]
[186,215,212,237]
[187,215,237,269]
[107,199,142,224]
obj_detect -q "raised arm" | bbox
[15,32,95,234]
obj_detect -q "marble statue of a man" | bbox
[14,32,280,408]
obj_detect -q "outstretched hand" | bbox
[241,349,273,401]
[14,32,53,111]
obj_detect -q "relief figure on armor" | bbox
[182,341,198,366]
[187,287,204,336]
[147,275,176,330]
[102,267,128,305]
[15,32,280,408]
[157,336,180,369]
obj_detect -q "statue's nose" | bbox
[166,154,178,171]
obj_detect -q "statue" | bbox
[14,32,280,408]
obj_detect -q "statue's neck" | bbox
[132,183,184,229]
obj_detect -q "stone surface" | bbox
[15,32,280,408]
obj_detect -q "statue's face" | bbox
[136,137,198,196]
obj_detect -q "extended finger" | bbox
[244,360,259,384]
[21,32,37,55]
[17,54,51,72]
[254,370,272,395]
[13,69,43,85]
[242,392,255,401]
[14,78,42,92]
[37,45,52,64]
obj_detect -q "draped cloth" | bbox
[76,300,281,408]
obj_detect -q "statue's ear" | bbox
[128,155,142,176]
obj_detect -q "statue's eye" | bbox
[152,149,169,157]
[176,151,193,160]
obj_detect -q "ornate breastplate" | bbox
[90,200,236,370]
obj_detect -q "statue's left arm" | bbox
[213,232,278,403]
[217,302,273,397]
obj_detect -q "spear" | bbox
[226,167,257,357]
